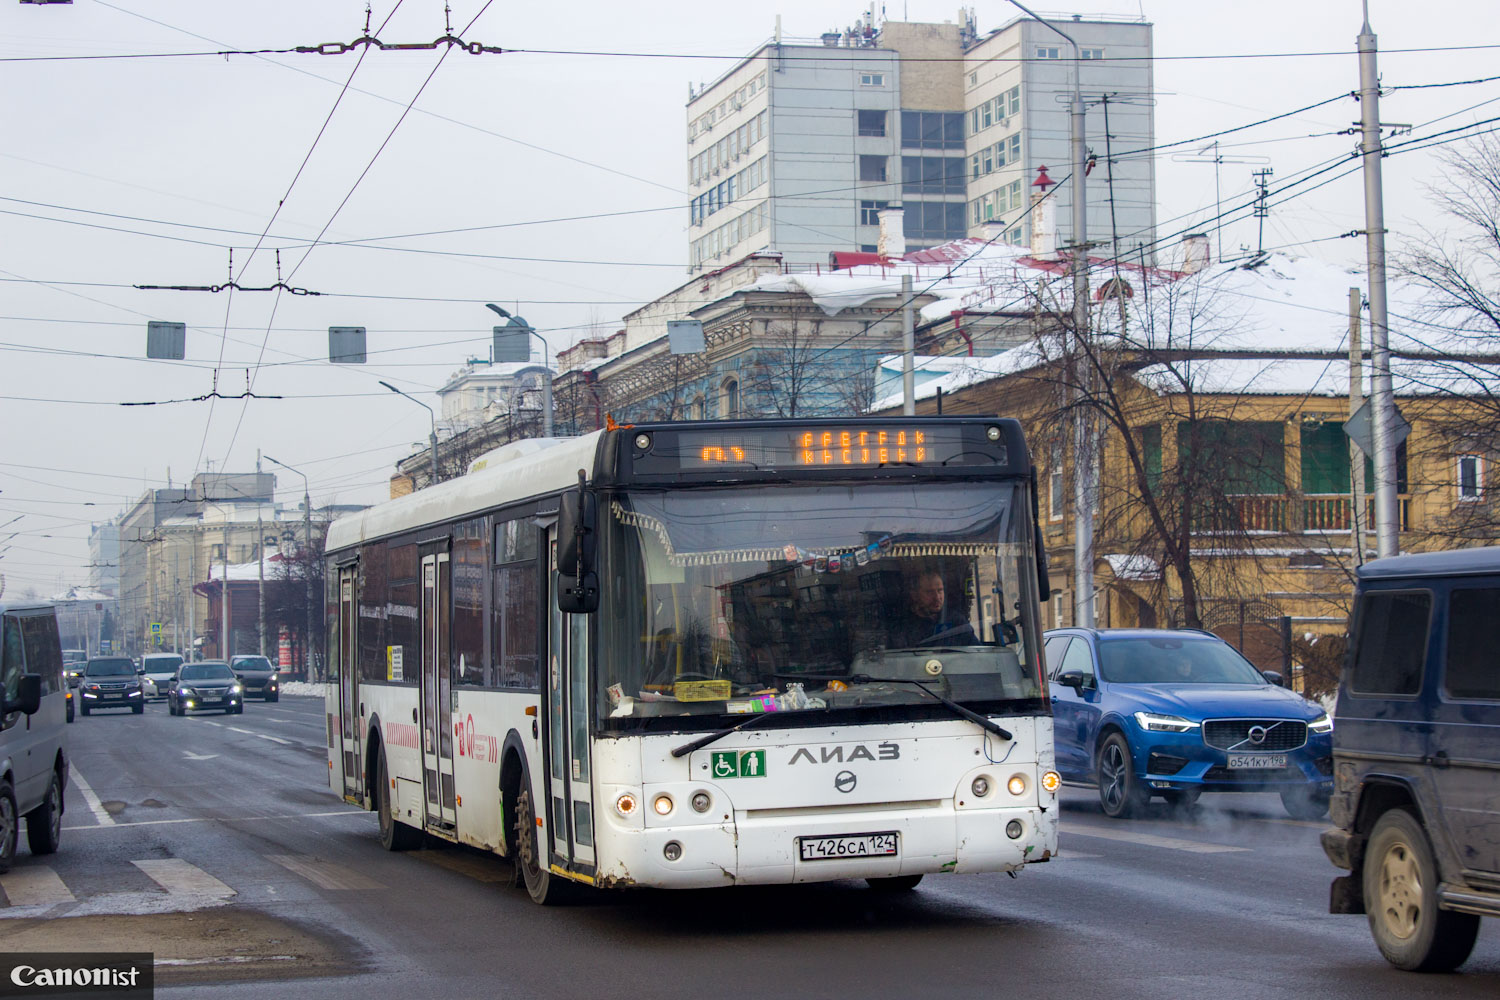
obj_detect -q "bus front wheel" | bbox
[515,787,569,905]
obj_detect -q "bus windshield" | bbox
[599,481,1043,729]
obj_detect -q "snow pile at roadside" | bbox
[276,680,332,698]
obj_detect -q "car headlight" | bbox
[230,683,242,694]
[1133,711,1200,733]
[1309,713,1334,734]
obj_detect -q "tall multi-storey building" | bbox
[964,14,1154,259]
[685,11,1155,270]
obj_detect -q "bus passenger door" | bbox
[338,566,361,801]
[545,532,595,873]
[421,550,457,829]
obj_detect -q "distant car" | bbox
[167,660,244,716]
[229,655,279,702]
[1044,628,1333,819]
[139,652,184,700]
[77,656,145,716]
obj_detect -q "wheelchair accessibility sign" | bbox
[711,749,767,778]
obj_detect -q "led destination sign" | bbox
[657,425,1004,472]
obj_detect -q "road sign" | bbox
[149,622,162,635]
[1343,398,1411,456]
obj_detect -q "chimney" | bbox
[1029,165,1057,259]
[982,220,1007,244]
[877,206,907,258]
[1181,233,1211,274]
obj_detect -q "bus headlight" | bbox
[1007,774,1028,796]
[690,791,712,813]
[614,792,638,817]
[652,794,674,816]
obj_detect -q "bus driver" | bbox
[889,570,979,648]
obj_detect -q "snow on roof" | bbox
[822,237,1500,404]
[48,586,114,603]
[1101,554,1161,581]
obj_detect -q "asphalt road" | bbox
[5,694,1496,999]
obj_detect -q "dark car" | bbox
[1322,546,1500,973]
[1045,628,1333,819]
[77,656,145,716]
[230,655,279,702]
[166,660,244,716]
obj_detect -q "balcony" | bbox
[1302,495,1412,533]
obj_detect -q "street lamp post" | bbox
[486,304,554,438]
[264,455,316,682]
[379,380,439,485]
[1003,0,1094,627]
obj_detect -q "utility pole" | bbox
[1348,288,1366,566]
[1358,4,1400,557]
[1252,167,1275,254]
[901,273,915,415]
[220,522,229,659]
[257,449,266,657]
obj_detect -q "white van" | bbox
[140,652,184,701]
[0,602,68,872]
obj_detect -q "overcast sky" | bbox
[1,0,1495,597]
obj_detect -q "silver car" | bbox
[140,652,184,701]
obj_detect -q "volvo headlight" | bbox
[1133,711,1200,733]
[1309,713,1334,734]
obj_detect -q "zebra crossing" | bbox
[0,852,390,917]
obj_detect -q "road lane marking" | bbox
[1064,825,1251,854]
[1,867,75,906]
[64,809,371,831]
[68,767,115,827]
[133,859,236,898]
[256,734,293,745]
[267,854,384,890]
[228,727,256,735]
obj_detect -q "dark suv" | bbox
[1322,546,1500,972]
[78,657,144,715]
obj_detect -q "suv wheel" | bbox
[1363,808,1480,971]
[1097,733,1147,819]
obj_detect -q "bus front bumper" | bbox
[596,802,1057,890]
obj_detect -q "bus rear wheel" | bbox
[515,787,569,905]
[377,749,421,852]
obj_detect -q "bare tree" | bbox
[1017,273,1291,630]
[744,319,841,418]
[1395,134,1500,543]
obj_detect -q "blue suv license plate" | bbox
[1228,753,1286,769]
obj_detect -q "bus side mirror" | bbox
[6,674,43,716]
[557,484,599,614]
[557,487,596,576]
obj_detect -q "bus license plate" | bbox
[798,832,899,862]
[1227,754,1286,769]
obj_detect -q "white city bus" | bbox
[325,417,1059,903]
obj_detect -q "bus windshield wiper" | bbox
[848,675,1013,742]
[772,672,1013,742]
[671,710,785,758]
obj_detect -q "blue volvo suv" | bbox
[1045,628,1334,819]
